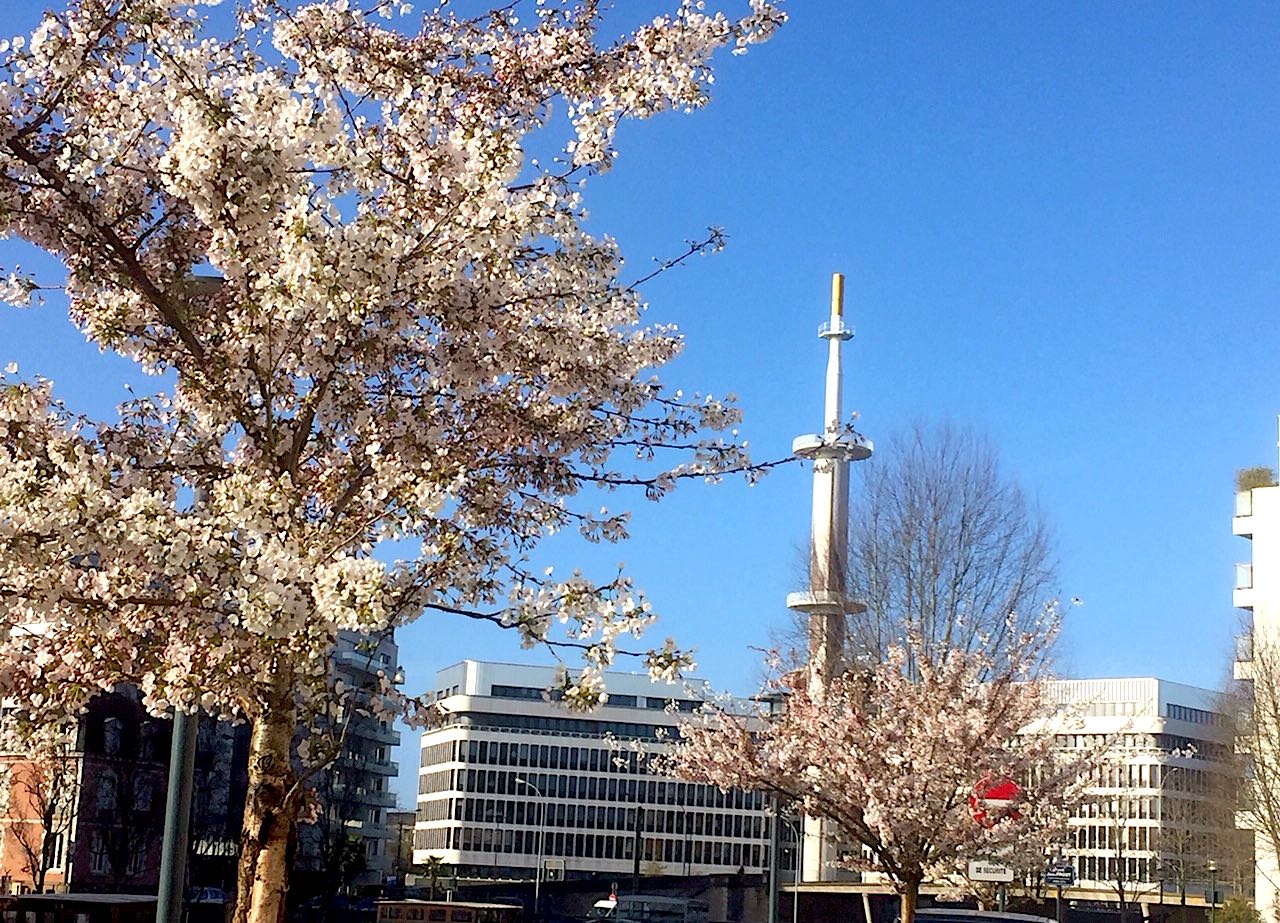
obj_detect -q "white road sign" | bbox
[968,860,1015,883]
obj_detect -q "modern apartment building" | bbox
[298,631,403,888]
[413,661,772,883]
[1232,465,1280,919]
[1045,678,1247,903]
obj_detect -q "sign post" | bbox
[1044,862,1075,923]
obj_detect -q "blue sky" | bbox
[2,1,1279,806]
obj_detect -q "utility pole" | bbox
[632,806,644,894]
[785,273,872,880]
[157,711,198,923]
[157,277,222,923]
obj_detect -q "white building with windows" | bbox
[414,661,773,883]
[1232,466,1280,919]
[1045,678,1246,903]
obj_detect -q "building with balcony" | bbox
[1232,464,1280,919]
[1044,678,1248,906]
[294,632,403,890]
[413,661,773,884]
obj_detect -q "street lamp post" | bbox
[1207,860,1218,923]
[780,815,802,923]
[515,778,545,917]
[755,692,787,923]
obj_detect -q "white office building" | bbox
[1233,465,1280,919]
[1045,678,1245,902]
[413,661,773,882]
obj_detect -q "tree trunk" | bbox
[232,679,298,923]
[900,880,921,923]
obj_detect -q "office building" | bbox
[413,661,772,882]
[1045,678,1247,902]
[1232,464,1280,919]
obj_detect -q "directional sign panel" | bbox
[968,860,1015,883]
[1045,864,1076,887]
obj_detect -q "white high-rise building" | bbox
[413,661,773,883]
[1045,678,1245,903]
[1232,465,1280,919]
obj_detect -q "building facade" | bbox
[1233,467,1280,920]
[0,688,176,895]
[0,633,402,897]
[1046,678,1247,904]
[295,631,403,890]
[414,661,772,883]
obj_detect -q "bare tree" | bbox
[776,423,1057,672]
[7,733,80,892]
[847,422,1057,669]
[1097,794,1159,923]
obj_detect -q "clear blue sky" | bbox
[2,1,1279,807]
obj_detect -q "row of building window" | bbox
[454,826,765,869]
[1166,704,1223,726]
[448,713,667,742]
[1069,822,1215,856]
[488,685,704,713]
[1079,764,1218,794]
[457,767,765,812]
[1053,734,1228,761]
[452,796,766,839]
[1072,796,1188,822]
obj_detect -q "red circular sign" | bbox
[969,777,1022,828]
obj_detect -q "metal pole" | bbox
[767,801,780,923]
[514,779,543,915]
[632,806,644,894]
[155,368,218,923]
[157,709,199,923]
[792,818,801,923]
[536,797,545,914]
[1056,886,1063,923]
[1209,867,1217,923]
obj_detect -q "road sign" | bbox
[1045,864,1076,887]
[969,777,1023,828]
[968,860,1015,883]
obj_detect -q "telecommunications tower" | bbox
[785,272,872,880]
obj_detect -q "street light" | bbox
[1207,859,1218,923]
[754,692,787,923]
[779,815,802,923]
[514,777,546,915]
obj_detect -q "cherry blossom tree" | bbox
[0,1,784,920]
[668,615,1095,923]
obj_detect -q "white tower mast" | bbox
[785,272,872,881]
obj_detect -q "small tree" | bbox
[6,728,80,893]
[1096,794,1158,923]
[1237,467,1276,492]
[668,616,1093,923]
[1220,897,1264,923]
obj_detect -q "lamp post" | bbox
[780,815,802,923]
[1207,860,1218,923]
[755,692,786,923]
[514,778,545,916]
